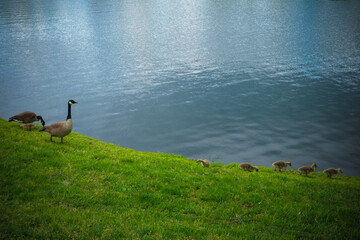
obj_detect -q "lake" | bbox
[1,0,360,176]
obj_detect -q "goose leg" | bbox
[61,137,63,144]
[50,136,53,142]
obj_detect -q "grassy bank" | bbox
[0,118,359,239]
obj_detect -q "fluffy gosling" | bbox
[19,123,35,131]
[323,168,343,178]
[239,163,258,172]
[298,163,318,176]
[272,161,292,172]
[196,159,210,168]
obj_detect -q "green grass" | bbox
[0,118,359,239]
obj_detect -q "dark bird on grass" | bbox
[9,111,45,126]
[40,100,77,143]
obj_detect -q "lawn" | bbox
[0,118,359,239]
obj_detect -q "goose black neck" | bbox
[67,103,72,120]
[37,116,45,126]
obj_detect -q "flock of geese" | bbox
[9,99,342,178]
[197,159,343,178]
[9,99,77,143]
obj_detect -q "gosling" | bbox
[298,163,318,176]
[239,163,258,172]
[272,161,292,172]
[20,123,35,131]
[196,159,210,168]
[323,168,343,178]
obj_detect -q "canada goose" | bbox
[272,161,292,172]
[323,168,343,178]
[40,100,77,143]
[239,163,258,172]
[196,159,210,167]
[20,123,35,131]
[9,111,45,126]
[298,163,318,176]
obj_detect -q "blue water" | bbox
[1,0,360,176]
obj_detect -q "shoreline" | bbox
[1,118,359,239]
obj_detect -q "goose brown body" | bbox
[42,119,73,138]
[9,111,45,126]
[272,161,292,172]
[239,163,258,172]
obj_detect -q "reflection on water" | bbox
[1,0,360,175]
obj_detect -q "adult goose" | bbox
[41,100,77,143]
[9,111,45,127]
